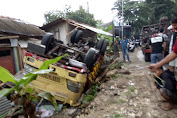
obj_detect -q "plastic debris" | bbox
[38,108,54,118]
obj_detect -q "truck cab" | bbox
[22,32,108,106]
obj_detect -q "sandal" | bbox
[158,99,167,102]
[160,105,173,111]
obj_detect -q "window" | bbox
[0,39,10,44]
[0,50,11,57]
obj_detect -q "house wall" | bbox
[0,47,15,74]
[66,24,75,44]
[46,21,67,44]
[45,21,98,45]
[66,24,97,44]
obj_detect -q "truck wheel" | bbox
[70,29,78,44]
[74,30,83,43]
[100,39,109,55]
[41,33,54,46]
[41,33,55,54]
[84,48,97,69]
[145,53,149,62]
[96,39,104,50]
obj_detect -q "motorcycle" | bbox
[128,39,135,52]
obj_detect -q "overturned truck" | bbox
[23,30,108,106]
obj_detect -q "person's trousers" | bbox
[122,48,129,61]
[151,53,163,64]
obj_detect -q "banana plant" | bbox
[0,54,68,117]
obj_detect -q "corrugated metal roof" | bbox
[42,18,112,36]
[0,16,46,37]
[0,97,12,115]
[75,22,112,36]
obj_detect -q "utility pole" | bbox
[122,0,124,40]
[87,2,89,13]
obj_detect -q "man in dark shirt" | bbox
[149,28,166,63]
[153,68,177,110]
[148,18,177,70]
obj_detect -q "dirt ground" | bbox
[53,47,177,118]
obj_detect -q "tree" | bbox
[112,0,177,35]
[146,0,177,24]
[44,6,97,27]
[44,5,71,24]
[112,0,150,35]
[44,10,65,24]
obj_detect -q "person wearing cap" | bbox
[149,28,166,63]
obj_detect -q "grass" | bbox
[106,113,124,118]
[119,99,126,104]
[129,86,135,92]
[109,100,119,104]
[111,74,120,81]
[125,77,131,80]
[82,83,99,104]
[126,91,131,96]
[110,61,123,70]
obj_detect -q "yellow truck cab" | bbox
[23,32,108,106]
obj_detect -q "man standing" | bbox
[120,35,131,62]
[149,28,166,63]
[114,36,120,57]
[168,19,177,73]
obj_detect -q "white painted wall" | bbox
[46,21,67,44]
[46,21,97,45]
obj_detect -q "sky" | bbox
[0,0,117,26]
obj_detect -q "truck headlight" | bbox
[24,64,36,73]
[67,80,82,93]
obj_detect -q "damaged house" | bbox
[41,18,112,45]
[0,16,45,74]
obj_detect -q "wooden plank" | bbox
[0,36,19,40]
[65,22,67,37]
[95,58,119,83]
[67,22,86,29]
[0,44,11,47]
[17,46,23,70]
[66,26,79,38]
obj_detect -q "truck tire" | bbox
[96,39,104,50]
[41,33,55,54]
[70,29,78,44]
[74,30,83,43]
[41,33,54,46]
[100,39,109,55]
[84,48,97,69]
